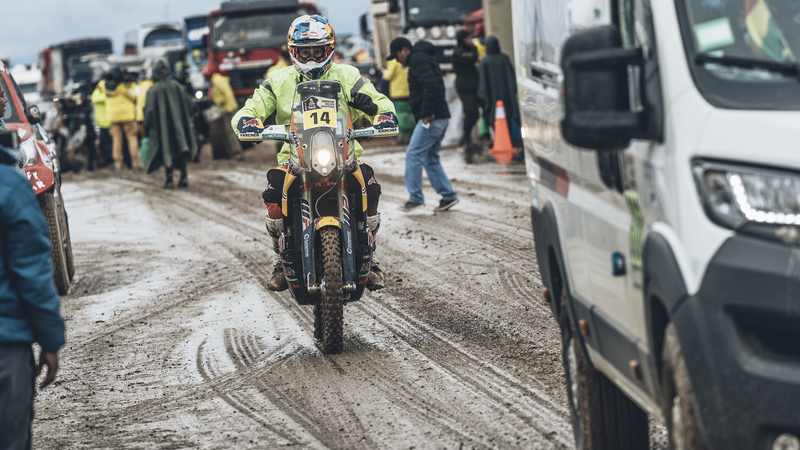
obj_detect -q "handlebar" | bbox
[238,124,398,142]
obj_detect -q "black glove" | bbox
[348,92,378,116]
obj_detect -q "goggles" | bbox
[295,46,328,63]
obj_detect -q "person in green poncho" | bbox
[143,59,199,188]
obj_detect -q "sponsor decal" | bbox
[291,131,301,148]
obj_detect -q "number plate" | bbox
[301,95,336,129]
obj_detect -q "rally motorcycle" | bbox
[240,80,397,353]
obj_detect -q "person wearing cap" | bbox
[387,37,459,213]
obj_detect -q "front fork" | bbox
[297,176,360,294]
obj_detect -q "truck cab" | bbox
[206,0,320,104]
[514,0,800,448]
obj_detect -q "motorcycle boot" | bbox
[366,213,385,291]
[265,215,288,291]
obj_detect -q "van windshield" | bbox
[677,0,800,109]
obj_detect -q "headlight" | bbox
[195,90,203,100]
[311,132,336,176]
[693,160,800,229]
[414,27,427,40]
[429,26,443,40]
[445,25,458,39]
[20,138,38,167]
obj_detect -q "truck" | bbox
[513,0,800,448]
[205,0,321,105]
[363,0,482,71]
[9,64,42,105]
[123,22,185,61]
[184,14,211,98]
[39,38,113,99]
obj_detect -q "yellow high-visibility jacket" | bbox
[210,73,238,114]
[232,64,394,164]
[91,85,110,129]
[135,79,153,123]
[382,59,409,99]
[99,79,136,123]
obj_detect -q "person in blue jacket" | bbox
[0,143,66,449]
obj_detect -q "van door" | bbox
[582,0,658,389]
[515,0,613,309]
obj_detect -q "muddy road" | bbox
[33,143,664,448]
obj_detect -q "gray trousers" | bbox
[0,344,34,450]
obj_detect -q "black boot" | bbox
[163,168,174,189]
[177,168,188,188]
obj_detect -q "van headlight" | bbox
[311,132,336,176]
[693,160,800,230]
[20,138,38,167]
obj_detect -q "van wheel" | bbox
[662,323,710,450]
[558,288,648,449]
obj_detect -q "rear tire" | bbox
[38,191,71,295]
[317,227,343,354]
[558,288,648,449]
[662,323,710,450]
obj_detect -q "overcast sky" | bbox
[2,0,368,66]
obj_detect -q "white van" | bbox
[512,0,800,448]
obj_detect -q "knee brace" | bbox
[367,213,380,238]
[265,215,283,241]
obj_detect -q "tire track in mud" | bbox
[196,338,309,445]
[111,177,571,446]
[222,328,371,450]
[354,298,573,447]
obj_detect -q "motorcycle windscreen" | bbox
[289,80,350,173]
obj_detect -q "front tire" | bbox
[317,227,343,354]
[662,323,710,450]
[558,288,647,449]
[57,187,75,281]
[38,191,71,295]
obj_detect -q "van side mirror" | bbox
[561,25,646,151]
[26,105,42,125]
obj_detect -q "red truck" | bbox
[206,0,321,105]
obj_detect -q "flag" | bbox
[745,0,792,62]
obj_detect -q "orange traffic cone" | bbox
[488,100,517,165]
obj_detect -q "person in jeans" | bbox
[387,37,458,212]
[0,143,65,449]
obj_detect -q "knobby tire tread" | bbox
[319,227,343,353]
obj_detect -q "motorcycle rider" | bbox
[232,14,396,292]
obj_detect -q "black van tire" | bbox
[662,323,710,450]
[38,191,71,295]
[559,288,648,449]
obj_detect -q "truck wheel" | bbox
[38,191,71,295]
[318,227,343,354]
[662,323,710,450]
[558,288,648,449]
